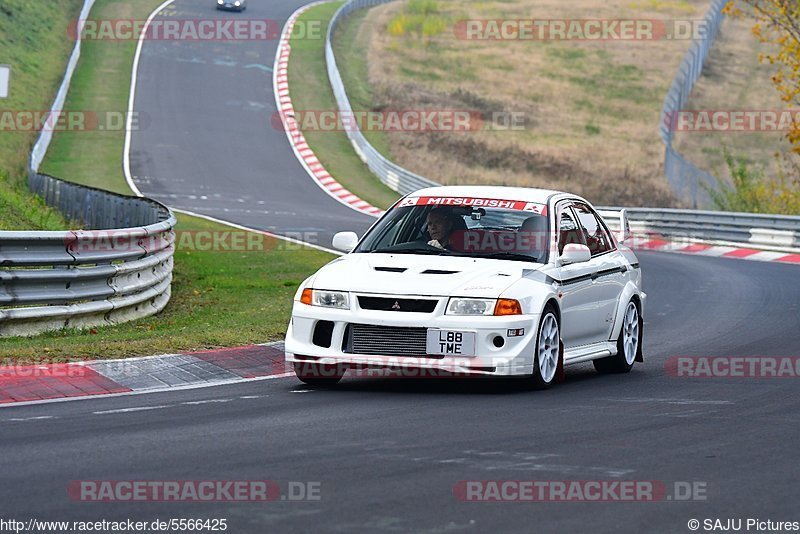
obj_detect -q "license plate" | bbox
[426,329,476,356]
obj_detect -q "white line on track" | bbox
[94,405,171,415]
[181,398,233,405]
[600,397,734,405]
[5,416,57,422]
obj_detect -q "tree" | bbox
[724,1,800,152]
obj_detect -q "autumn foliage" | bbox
[725,0,800,152]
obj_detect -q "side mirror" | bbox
[618,209,631,243]
[332,231,359,253]
[560,243,591,266]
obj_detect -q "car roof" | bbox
[406,185,586,206]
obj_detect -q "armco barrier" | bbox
[326,0,438,195]
[1,174,176,337]
[0,0,176,338]
[30,0,97,173]
[597,208,800,253]
[324,0,800,252]
[328,0,728,206]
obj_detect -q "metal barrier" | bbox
[324,0,800,253]
[328,0,729,206]
[598,208,800,252]
[0,0,177,338]
[327,0,438,195]
[30,0,97,173]
[659,0,727,207]
[1,174,176,337]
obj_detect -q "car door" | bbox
[554,203,600,349]
[572,202,627,342]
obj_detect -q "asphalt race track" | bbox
[3,0,799,532]
[128,0,375,248]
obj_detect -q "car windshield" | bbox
[354,196,550,263]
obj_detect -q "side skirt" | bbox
[564,342,618,366]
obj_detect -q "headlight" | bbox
[299,288,350,309]
[217,0,223,4]
[446,298,496,316]
[234,0,240,4]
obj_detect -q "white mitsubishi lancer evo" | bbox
[286,186,644,389]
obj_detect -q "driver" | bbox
[426,208,460,250]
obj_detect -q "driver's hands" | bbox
[427,239,444,249]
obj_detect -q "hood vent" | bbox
[421,269,460,275]
[374,266,407,273]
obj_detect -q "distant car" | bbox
[216,0,246,11]
[286,186,645,389]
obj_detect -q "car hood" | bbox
[311,253,542,298]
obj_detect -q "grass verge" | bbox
[0,0,81,230]
[288,1,399,209]
[4,0,334,360]
[40,0,163,194]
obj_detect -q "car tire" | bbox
[293,362,345,387]
[529,306,561,390]
[593,299,641,374]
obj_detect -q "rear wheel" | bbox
[293,362,345,387]
[529,307,560,389]
[594,300,640,374]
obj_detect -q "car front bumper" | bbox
[285,298,540,376]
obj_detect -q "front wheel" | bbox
[529,308,561,389]
[293,362,345,387]
[594,300,641,374]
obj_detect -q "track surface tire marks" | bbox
[2,252,799,532]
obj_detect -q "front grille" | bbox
[357,296,438,313]
[346,324,436,357]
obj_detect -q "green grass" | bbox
[0,0,82,230]
[3,0,335,361]
[289,2,399,209]
[41,0,162,194]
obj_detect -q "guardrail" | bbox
[659,0,727,207]
[1,174,176,337]
[0,0,177,338]
[30,0,97,173]
[598,208,800,252]
[326,0,438,195]
[325,0,800,253]
[328,0,729,205]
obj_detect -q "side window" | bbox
[573,203,613,256]
[558,207,585,255]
